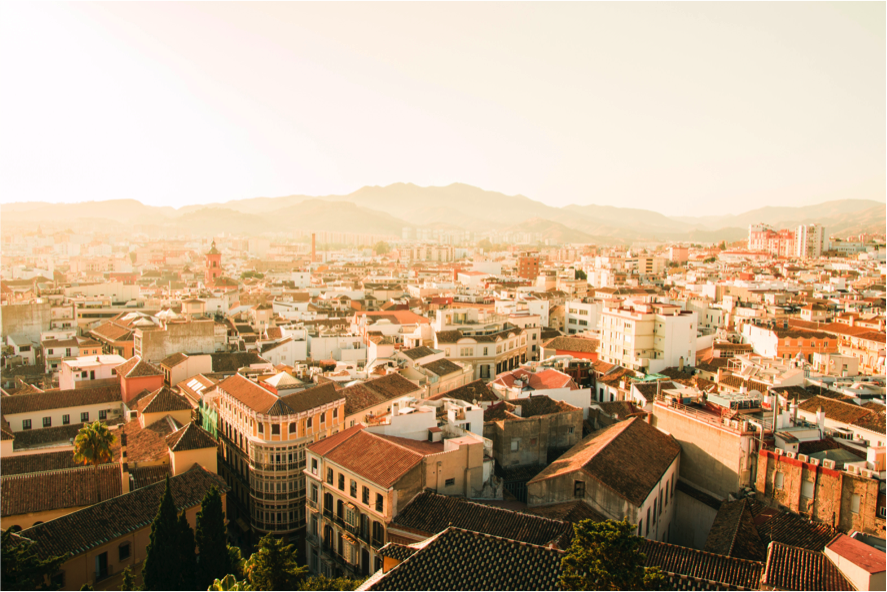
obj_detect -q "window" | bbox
[480,365,490,379]
[350,479,357,498]
[320,412,326,424]
[338,473,345,491]
[851,494,860,514]
[62,414,70,425]
[43,417,52,428]
[362,486,370,505]
[81,412,89,422]
[327,468,334,485]
[99,410,108,420]
[646,508,651,535]
[574,480,585,498]
[774,471,784,490]
[311,458,318,474]
[333,408,338,419]
[444,478,455,487]
[119,542,131,561]
[307,417,313,428]
[271,424,280,435]
[800,480,814,499]
[483,347,488,356]
[375,493,384,513]
[22,419,32,430]
[510,440,519,451]
[289,423,296,434]
[257,423,264,435]
[638,519,643,537]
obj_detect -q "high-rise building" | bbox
[795,224,825,259]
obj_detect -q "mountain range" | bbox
[2,183,882,244]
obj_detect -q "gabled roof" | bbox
[401,346,438,360]
[115,356,163,379]
[2,463,122,518]
[704,499,766,561]
[159,352,189,368]
[392,490,573,548]
[140,386,193,414]
[642,539,763,590]
[761,541,853,591]
[429,379,500,403]
[216,374,279,414]
[21,466,228,559]
[279,382,344,414]
[0,450,82,475]
[419,358,463,377]
[528,417,680,507]
[365,527,564,591]
[0,383,121,416]
[309,427,426,488]
[341,373,423,416]
[166,422,217,452]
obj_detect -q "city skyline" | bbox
[1,2,884,216]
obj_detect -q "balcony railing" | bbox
[94,567,114,582]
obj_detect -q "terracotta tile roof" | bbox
[852,408,885,433]
[128,464,171,490]
[825,534,885,576]
[401,346,438,360]
[798,395,874,425]
[115,415,181,464]
[89,322,133,342]
[753,509,838,551]
[761,541,852,591]
[0,450,82,475]
[312,428,426,488]
[115,356,163,378]
[159,352,189,368]
[595,400,645,420]
[341,373,422,416]
[523,500,607,524]
[366,527,564,591]
[631,380,680,401]
[392,490,573,548]
[528,417,680,507]
[376,434,445,456]
[279,382,344,414]
[542,335,600,354]
[642,540,763,590]
[21,465,228,559]
[0,383,121,416]
[430,379,500,403]
[1,416,15,441]
[596,367,633,385]
[307,424,366,456]
[419,358,464,377]
[12,422,88,451]
[166,422,217,452]
[1,463,122,518]
[493,368,578,391]
[217,374,279,413]
[139,386,193,414]
[704,499,766,561]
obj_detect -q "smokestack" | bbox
[311,233,316,263]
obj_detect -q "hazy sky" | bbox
[1,2,883,217]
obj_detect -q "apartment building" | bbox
[516,252,540,280]
[215,374,345,539]
[564,299,602,335]
[432,308,529,381]
[796,224,826,259]
[598,301,697,373]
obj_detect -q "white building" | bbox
[796,224,826,259]
[59,354,127,391]
[599,301,697,373]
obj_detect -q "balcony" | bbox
[94,567,114,582]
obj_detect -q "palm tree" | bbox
[73,421,116,503]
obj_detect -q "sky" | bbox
[0,2,883,217]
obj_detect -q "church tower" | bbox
[205,240,222,286]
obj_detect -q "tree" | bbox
[373,241,390,256]
[559,518,668,591]
[196,487,231,588]
[1,527,68,590]
[175,513,197,591]
[477,238,493,251]
[718,241,727,251]
[574,269,587,281]
[142,477,180,591]
[73,421,116,469]
[298,575,366,591]
[243,534,307,591]
[226,545,246,581]
[120,566,137,591]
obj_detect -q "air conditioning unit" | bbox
[798,454,809,463]
[809,457,820,467]
[775,448,784,456]
[861,469,874,479]
[785,451,796,460]
[822,459,836,470]
[847,465,860,475]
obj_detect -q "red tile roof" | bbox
[217,374,278,413]
[312,428,428,488]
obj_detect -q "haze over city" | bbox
[1,3,885,592]
[1,2,884,216]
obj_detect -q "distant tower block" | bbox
[311,233,316,263]
[205,240,222,286]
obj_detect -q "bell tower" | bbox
[205,240,222,286]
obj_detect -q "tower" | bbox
[205,240,222,286]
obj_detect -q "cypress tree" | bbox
[175,513,197,591]
[141,477,179,591]
[196,486,230,588]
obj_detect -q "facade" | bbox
[599,301,697,373]
[215,374,346,539]
[205,240,223,286]
[516,252,540,280]
[796,224,826,259]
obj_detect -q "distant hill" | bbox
[2,183,882,243]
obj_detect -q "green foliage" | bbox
[718,241,727,251]
[80,585,94,591]
[559,518,669,591]
[142,477,180,591]
[208,574,251,591]
[226,545,246,581]
[243,534,307,591]
[373,241,390,256]
[298,574,367,591]
[120,566,138,591]
[176,513,197,590]
[574,269,587,281]
[703,256,716,264]
[73,421,116,468]
[240,271,265,280]
[1,527,68,590]
[477,238,493,251]
[196,487,231,588]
